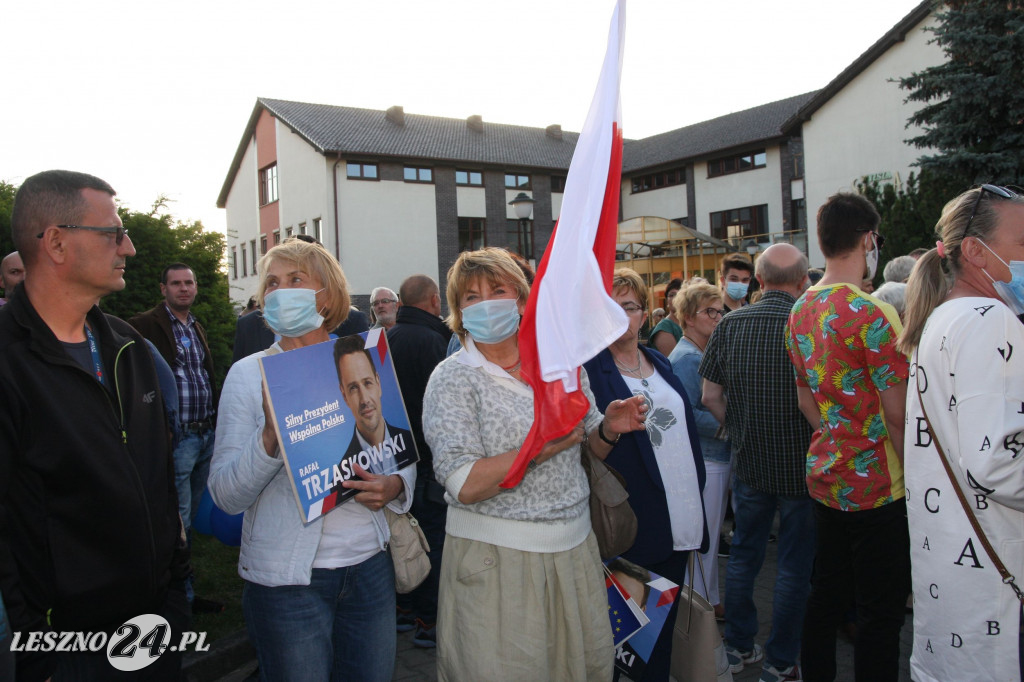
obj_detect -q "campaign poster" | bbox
[606,557,679,680]
[259,329,419,523]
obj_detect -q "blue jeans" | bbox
[243,551,397,682]
[725,478,816,670]
[174,429,214,530]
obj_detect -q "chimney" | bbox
[467,114,484,132]
[546,124,562,140]
[386,105,405,126]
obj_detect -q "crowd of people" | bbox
[0,168,1022,682]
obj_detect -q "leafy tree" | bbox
[0,181,16,268]
[899,0,1024,184]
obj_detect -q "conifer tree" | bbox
[900,0,1024,184]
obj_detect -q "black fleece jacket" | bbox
[0,286,188,681]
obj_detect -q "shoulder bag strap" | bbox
[916,379,1024,602]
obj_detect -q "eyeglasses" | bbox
[961,184,1019,242]
[37,224,129,245]
[620,303,644,315]
[372,298,397,307]
[699,307,727,319]
[854,228,885,251]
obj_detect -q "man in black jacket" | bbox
[0,170,190,680]
[386,274,451,647]
[128,263,218,539]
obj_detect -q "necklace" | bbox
[500,359,521,373]
[613,347,649,388]
[682,334,706,353]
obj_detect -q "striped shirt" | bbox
[165,304,213,423]
[698,290,813,496]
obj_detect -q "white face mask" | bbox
[865,233,879,280]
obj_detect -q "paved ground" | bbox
[211,519,914,681]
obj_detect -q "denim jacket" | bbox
[668,337,731,464]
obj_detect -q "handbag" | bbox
[580,444,638,560]
[671,553,733,682]
[383,507,431,594]
[916,387,1024,602]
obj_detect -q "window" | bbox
[709,205,770,245]
[241,244,248,277]
[346,162,378,180]
[504,173,531,190]
[455,170,483,186]
[507,219,534,260]
[273,229,281,246]
[299,222,307,235]
[260,235,267,255]
[313,218,322,242]
[259,164,279,206]
[630,167,685,193]
[403,166,433,183]
[791,198,807,233]
[550,175,567,193]
[231,246,237,279]
[707,150,767,178]
[458,217,487,252]
[250,239,257,273]
[285,226,293,238]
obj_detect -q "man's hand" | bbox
[343,464,403,511]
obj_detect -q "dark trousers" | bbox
[801,499,910,682]
[395,476,447,624]
[53,583,190,681]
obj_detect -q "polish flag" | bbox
[502,0,629,488]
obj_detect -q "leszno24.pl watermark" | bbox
[10,614,209,672]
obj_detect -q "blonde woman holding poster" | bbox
[209,239,414,682]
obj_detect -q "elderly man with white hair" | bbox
[370,286,399,329]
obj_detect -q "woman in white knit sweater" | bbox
[422,248,646,681]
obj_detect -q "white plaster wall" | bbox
[276,120,330,247]
[802,14,943,266]
[620,184,688,222]
[224,139,261,303]
[456,187,486,217]
[336,177,440,296]
[692,146,783,237]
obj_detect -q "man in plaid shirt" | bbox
[699,243,815,682]
[129,263,219,610]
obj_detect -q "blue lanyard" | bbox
[84,325,105,384]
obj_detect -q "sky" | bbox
[2,0,927,236]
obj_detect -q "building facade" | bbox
[218,1,939,307]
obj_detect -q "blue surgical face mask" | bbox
[461,298,520,344]
[725,281,749,302]
[977,239,1024,315]
[263,288,326,337]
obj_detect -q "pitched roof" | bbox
[782,0,935,133]
[217,98,579,207]
[620,91,819,173]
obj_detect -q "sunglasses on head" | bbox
[961,184,1019,242]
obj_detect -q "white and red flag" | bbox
[502,0,629,488]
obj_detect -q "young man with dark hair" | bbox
[719,253,754,313]
[786,192,909,682]
[0,170,189,679]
